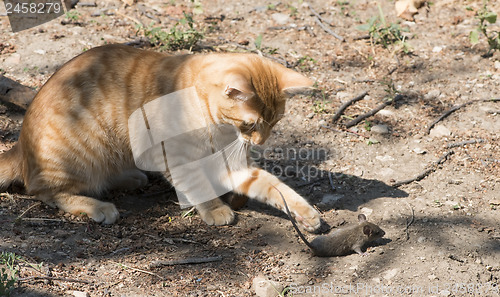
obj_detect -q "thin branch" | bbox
[112,261,164,279]
[446,139,485,149]
[328,171,336,192]
[392,151,454,187]
[320,124,369,138]
[149,256,223,268]
[16,202,41,220]
[313,17,344,41]
[345,94,403,128]
[427,98,500,134]
[403,202,414,241]
[18,276,91,284]
[331,91,369,122]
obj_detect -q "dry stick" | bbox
[313,17,344,41]
[446,139,485,149]
[112,261,164,279]
[345,94,403,128]
[320,124,369,138]
[403,202,414,241]
[18,276,91,284]
[308,5,344,41]
[328,171,336,192]
[392,151,454,188]
[331,91,369,122]
[426,98,500,134]
[16,201,41,220]
[149,256,223,268]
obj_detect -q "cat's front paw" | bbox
[295,207,321,232]
[197,200,235,226]
[88,201,120,224]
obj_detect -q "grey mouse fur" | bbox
[274,187,385,257]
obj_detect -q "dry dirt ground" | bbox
[1,0,499,296]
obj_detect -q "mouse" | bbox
[273,186,385,257]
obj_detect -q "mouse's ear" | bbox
[358,214,367,223]
[363,225,372,236]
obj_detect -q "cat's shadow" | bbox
[117,170,407,233]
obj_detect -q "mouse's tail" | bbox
[272,185,315,251]
[0,144,23,189]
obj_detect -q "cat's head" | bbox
[202,54,314,145]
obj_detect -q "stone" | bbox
[429,124,451,138]
[371,124,389,134]
[271,13,290,25]
[336,91,351,100]
[320,194,344,205]
[67,291,89,297]
[424,89,441,100]
[4,53,21,66]
[306,112,315,119]
[253,275,283,297]
[383,268,399,280]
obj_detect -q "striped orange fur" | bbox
[0,44,320,231]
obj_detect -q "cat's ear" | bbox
[279,68,315,97]
[224,75,255,101]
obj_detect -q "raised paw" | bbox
[197,199,235,226]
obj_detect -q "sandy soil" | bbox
[0,0,499,296]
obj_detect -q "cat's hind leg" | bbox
[39,192,119,224]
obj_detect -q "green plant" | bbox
[364,120,372,131]
[297,55,316,71]
[65,10,80,21]
[0,252,21,296]
[254,34,263,49]
[380,77,398,99]
[312,89,330,114]
[138,12,203,51]
[469,1,500,55]
[357,4,410,52]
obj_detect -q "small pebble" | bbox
[371,124,389,134]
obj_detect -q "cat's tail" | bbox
[0,144,23,189]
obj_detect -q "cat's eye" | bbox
[241,121,256,131]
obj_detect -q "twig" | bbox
[331,91,369,122]
[313,17,344,41]
[426,98,500,134]
[20,217,85,223]
[403,202,414,241]
[345,94,403,128]
[16,202,41,220]
[308,182,321,194]
[307,3,343,41]
[113,261,164,279]
[114,10,143,26]
[392,151,454,187]
[446,139,485,149]
[308,4,332,25]
[320,124,369,138]
[149,256,223,268]
[18,276,91,284]
[328,171,336,192]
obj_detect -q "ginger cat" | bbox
[0,44,321,232]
